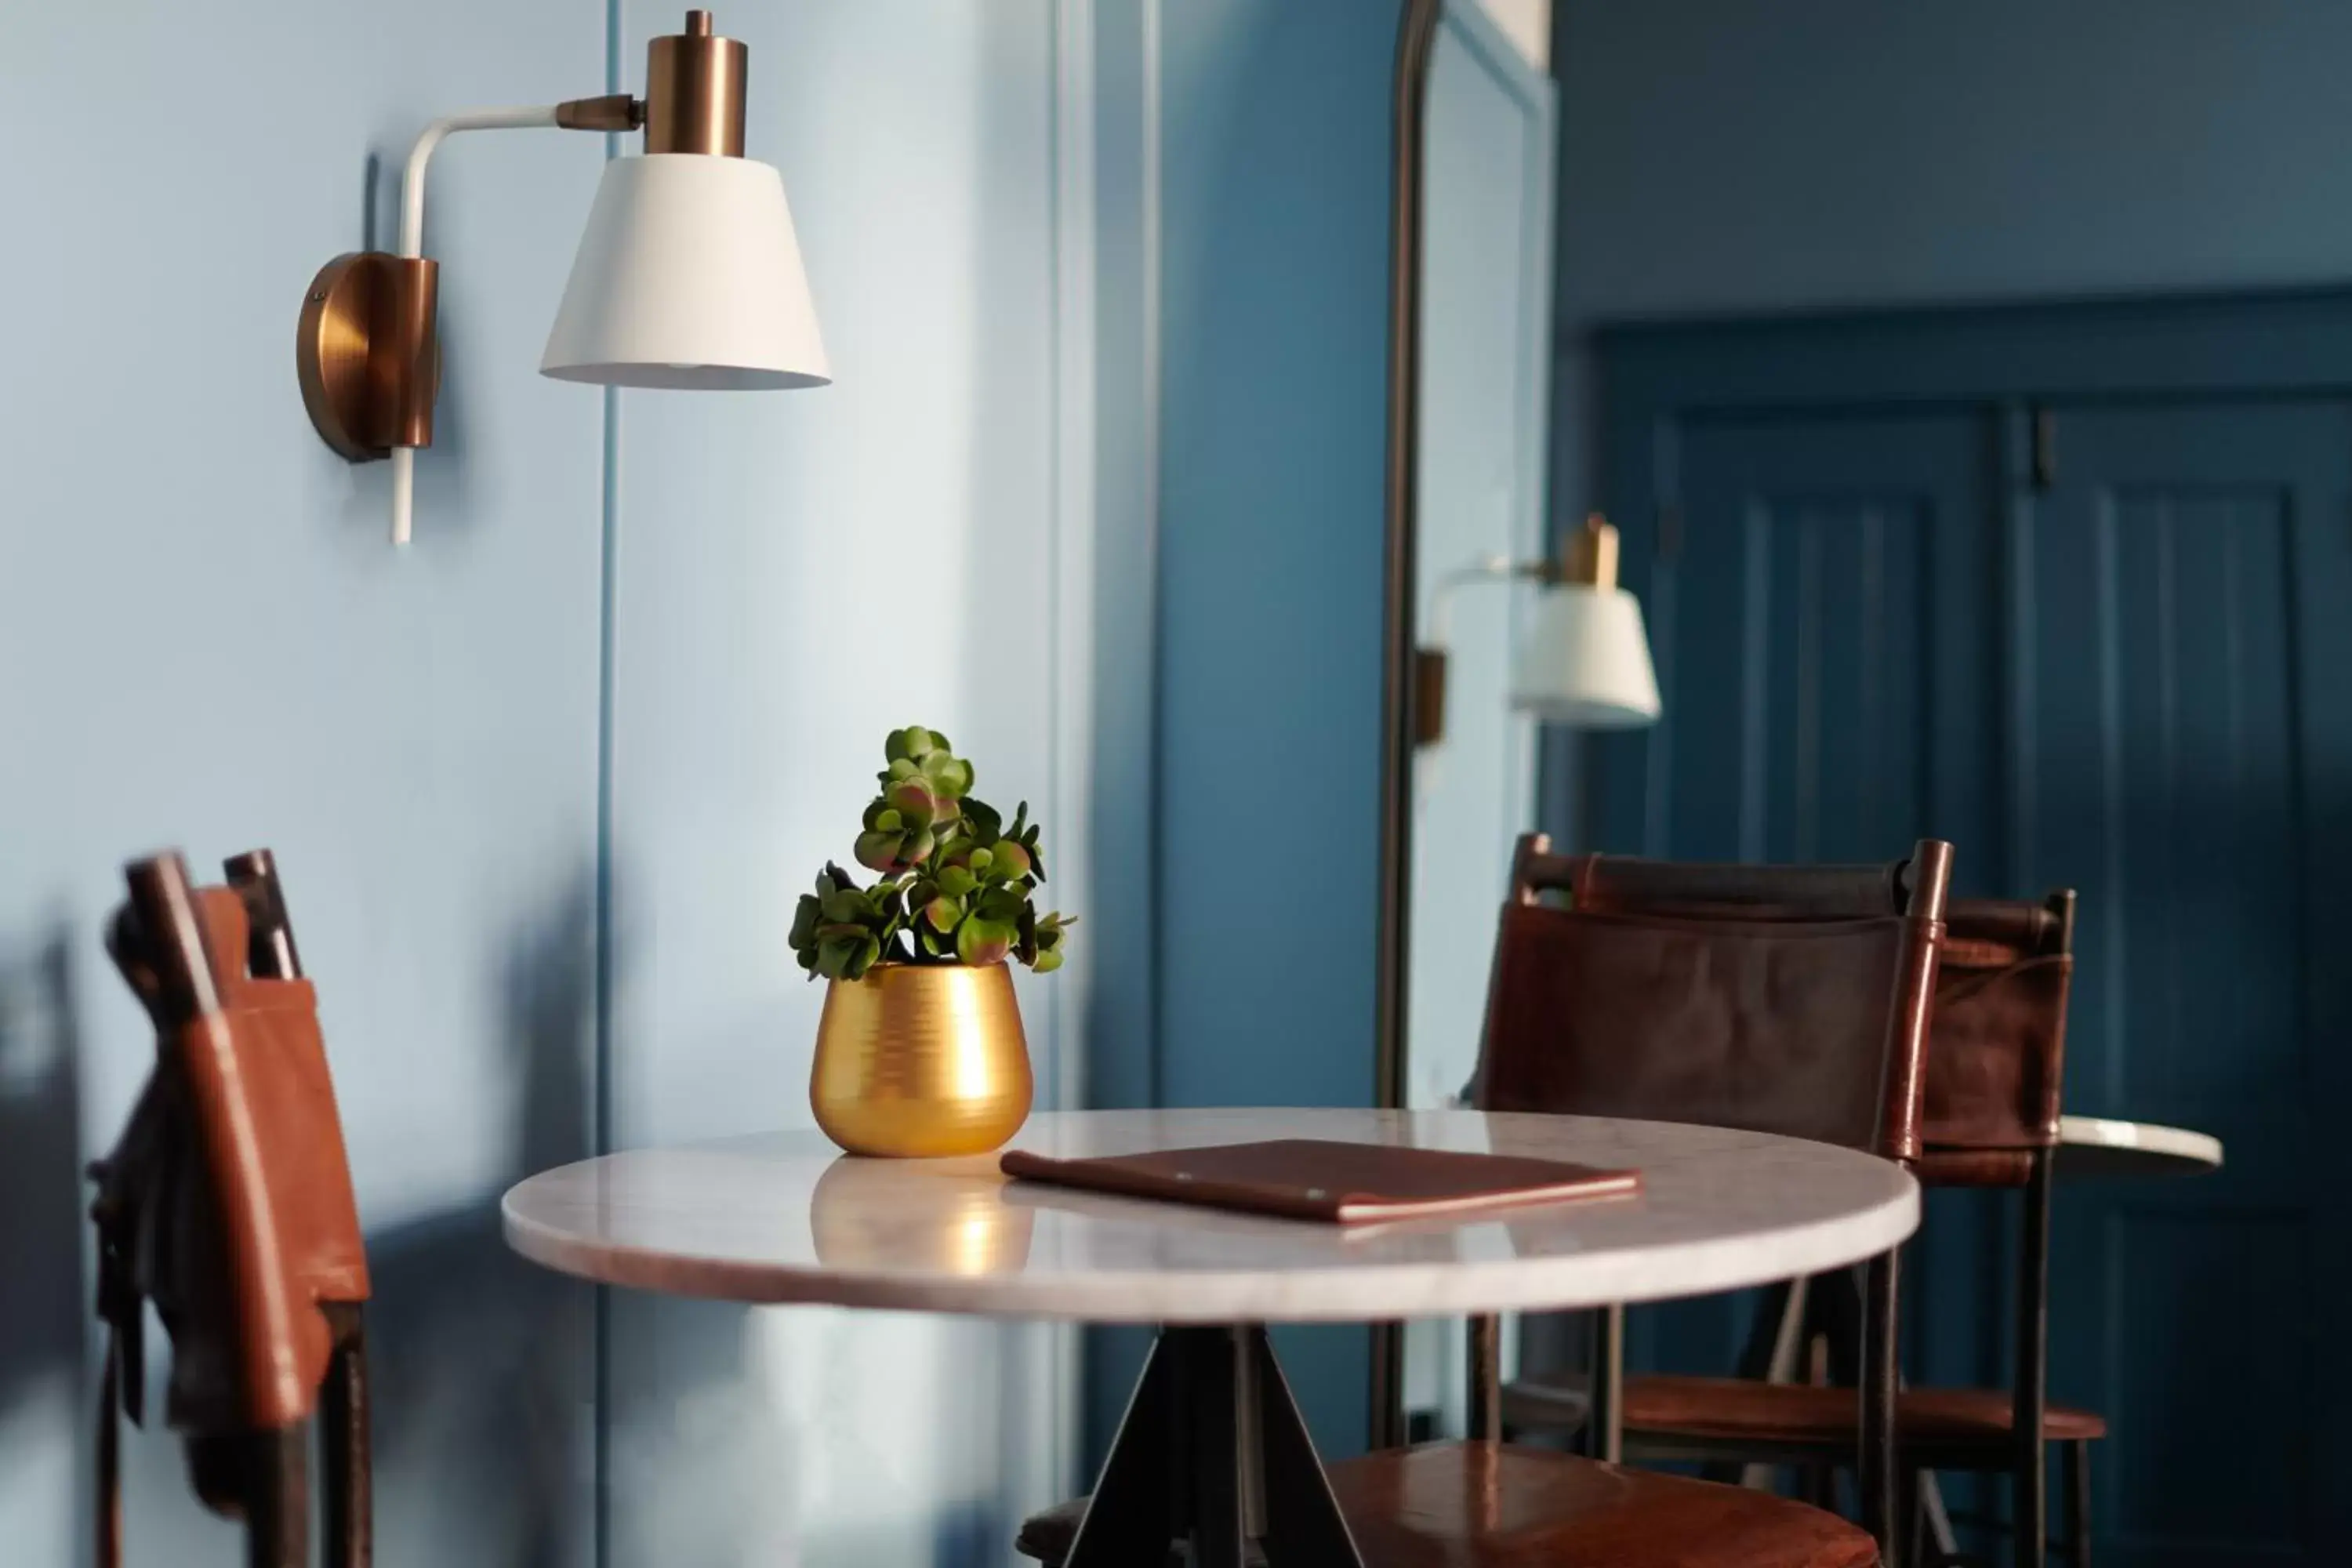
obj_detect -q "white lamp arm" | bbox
[385,107,563,547]
[397,107,563,258]
[1423,554,1545,651]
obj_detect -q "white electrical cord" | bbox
[388,106,561,546]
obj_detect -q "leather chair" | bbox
[1598,892,2099,1566]
[1015,833,1952,1568]
[90,850,371,1568]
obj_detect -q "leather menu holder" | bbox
[999,1138,1639,1223]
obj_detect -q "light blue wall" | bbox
[600,2,1084,1562]
[0,0,1422,1554]
[0,4,607,1563]
[0,3,1092,1565]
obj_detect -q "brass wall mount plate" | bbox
[296,252,440,463]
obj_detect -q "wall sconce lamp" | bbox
[296,9,829,546]
[1414,514,1662,748]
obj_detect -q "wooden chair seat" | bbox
[1624,1374,2109,1451]
[1015,1443,1879,1568]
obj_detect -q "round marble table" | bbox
[505,1108,1918,1567]
[2055,1113,2224,1179]
[502,1106,1920,1323]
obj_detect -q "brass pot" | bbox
[809,961,1033,1157]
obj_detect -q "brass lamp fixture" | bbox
[298,9,830,546]
[1414,514,1663,748]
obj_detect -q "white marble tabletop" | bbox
[2056,1113,2224,1178]
[501,1108,1918,1324]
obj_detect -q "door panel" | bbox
[2030,401,2352,1566]
[1601,411,2001,884]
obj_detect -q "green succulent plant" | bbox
[791,727,1075,982]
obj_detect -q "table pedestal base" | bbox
[1065,1325,1366,1568]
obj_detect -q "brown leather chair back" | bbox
[91,849,371,1568]
[1475,835,1953,1162]
[1917,894,2075,1187]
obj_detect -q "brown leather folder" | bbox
[999,1138,1639,1223]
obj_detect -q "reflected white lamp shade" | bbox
[1508,583,1663,729]
[542,154,829,390]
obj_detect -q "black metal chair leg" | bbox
[1862,1248,1900,1567]
[1585,1303,1624,1463]
[245,1425,309,1568]
[321,1305,372,1568]
[2063,1443,2091,1566]
[2013,1155,2053,1568]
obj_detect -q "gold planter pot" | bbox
[810,961,1033,1157]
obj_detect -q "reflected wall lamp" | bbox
[296,9,829,546]
[1413,514,1663,748]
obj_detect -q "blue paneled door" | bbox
[1595,394,2352,1563]
[2026,402,2352,1566]
[1606,411,2002,876]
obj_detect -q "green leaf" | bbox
[937,865,978,899]
[1030,949,1063,975]
[789,893,821,950]
[967,846,994,874]
[964,797,1003,846]
[840,933,883,981]
[887,777,937,821]
[925,895,961,932]
[991,840,1032,880]
[920,753,973,798]
[957,917,1014,967]
[885,726,934,764]
[978,886,1026,924]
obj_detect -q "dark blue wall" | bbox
[1083,0,1402,1468]
[1547,0,2352,536]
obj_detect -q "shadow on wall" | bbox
[361,866,601,1568]
[0,927,90,1532]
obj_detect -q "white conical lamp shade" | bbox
[542,153,829,390]
[1509,583,1662,728]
